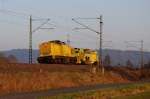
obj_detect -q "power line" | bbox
[29,15,54,64]
[0,9,29,19]
[72,16,104,74]
[72,18,99,34]
[32,18,50,33]
[0,9,49,20]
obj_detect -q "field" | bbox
[0,63,149,97]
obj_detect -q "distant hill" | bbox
[2,49,39,63]
[1,49,150,67]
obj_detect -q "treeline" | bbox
[103,54,150,68]
[143,61,150,68]
[0,53,18,63]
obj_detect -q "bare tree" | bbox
[103,54,111,66]
[126,59,133,68]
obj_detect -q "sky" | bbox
[0,0,150,51]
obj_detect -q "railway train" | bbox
[37,40,98,65]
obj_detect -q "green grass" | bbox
[113,91,150,99]
[41,83,150,99]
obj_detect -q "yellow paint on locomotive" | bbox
[61,44,72,57]
[84,51,98,64]
[38,40,98,65]
[72,48,85,64]
[39,41,72,58]
[39,42,51,57]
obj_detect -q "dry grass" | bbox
[0,63,148,96]
[0,71,128,95]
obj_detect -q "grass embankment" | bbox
[0,63,148,96]
[43,83,150,99]
[0,70,128,96]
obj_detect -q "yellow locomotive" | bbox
[37,40,98,65]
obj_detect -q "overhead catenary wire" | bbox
[72,16,104,74]
[0,9,29,20]
[0,9,51,20]
[72,18,99,34]
[0,9,55,28]
[29,15,54,64]
[0,9,30,26]
[48,19,98,43]
[0,10,100,40]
